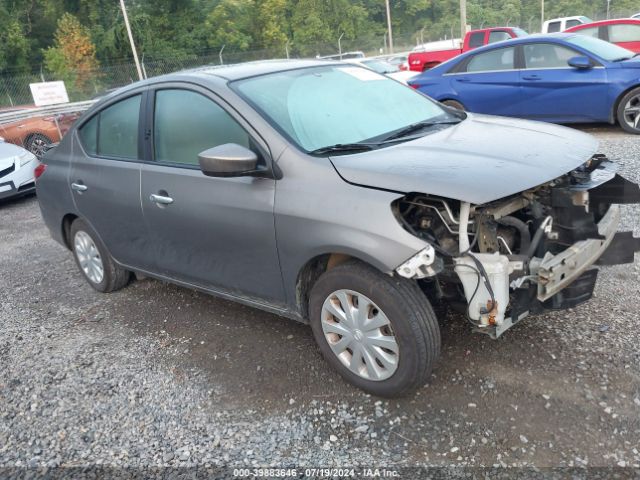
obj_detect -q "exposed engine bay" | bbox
[393,155,640,338]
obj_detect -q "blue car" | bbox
[408,33,640,134]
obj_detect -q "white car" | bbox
[346,58,418,84]
[0,140,39,201]
[632,13,640,20]
[542,16,592,33]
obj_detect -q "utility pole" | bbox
[541,0,545,32]
[119,0,144,81]
[385,0,394,54]
[606,0,611,19]
[338,33,344,59]
[460,0,467,39]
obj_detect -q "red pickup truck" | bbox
[408,27,528,72]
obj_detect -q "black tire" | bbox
[309,260,441,398]
[25,133,53,157]
[442,99,465,111]
[616,87,640,134]
[69,219,131,293]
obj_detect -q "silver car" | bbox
[37,60,640,397]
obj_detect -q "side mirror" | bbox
[198,143,258,177]
[568,56,593,70]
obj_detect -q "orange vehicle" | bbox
[0,111,80,156]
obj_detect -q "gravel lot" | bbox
[1,125,639,475]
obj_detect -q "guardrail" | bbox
[0,100,97,126]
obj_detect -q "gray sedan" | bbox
[36,60,640,397]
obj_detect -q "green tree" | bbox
[43,13,100,95]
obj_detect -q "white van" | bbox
[542,16,592,33]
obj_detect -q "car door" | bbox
[446,45,522,116]
[140,85,285,304]
[70,91,152,269]
[518,42,609,122]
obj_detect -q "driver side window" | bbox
[523,43,579,69]
[153,89,250,166]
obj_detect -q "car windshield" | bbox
[361,59,400,74]
[512,28,529,37]
[233,65,453,153]
[567,35,635,61]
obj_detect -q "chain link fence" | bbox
[1,5,638,109]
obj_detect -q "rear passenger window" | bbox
[78,115,97,155]
[98,95,141,159]
[573,26,600,38]
[465,47,515,72]
[468,32,485,49]
[77,95,141,159]
[153,89,249,166]
[566,19,582,29]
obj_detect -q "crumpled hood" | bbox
[330,114,599,204]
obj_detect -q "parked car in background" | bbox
[408,27,527,72]
[347,58,417,84]
[631,13,640,20]
[0,140,39,201]
[565,19,640,53]
[384,53,410,71]
[409,34,640,133]
[37,60,640,396]
[0,110,80,156]
[543,16,592,33]
[317,51,365,61]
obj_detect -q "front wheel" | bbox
[309,261,441,397]
[616,87,640,134]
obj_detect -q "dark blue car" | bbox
[408,33,640,134]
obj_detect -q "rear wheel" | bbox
[616,87,640,134]
[309,261,441,397]
[70,219,131,293]
[25,133,53,157]
[442,99,465,111]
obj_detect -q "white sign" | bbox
[29,81,70,107]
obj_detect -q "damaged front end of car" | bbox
[393,155,640,338]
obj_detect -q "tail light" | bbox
[34,163,47,180]
[409,83,420,89]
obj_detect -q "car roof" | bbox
[459,32,578,52]
[92,59,343,104]
[186,59,341,81]
[566,18,640,29]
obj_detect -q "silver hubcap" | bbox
[321,289,399,381]
[623,94,640,130]
[74,231,104,284]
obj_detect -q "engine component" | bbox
[454,253,510,326]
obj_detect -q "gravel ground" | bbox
[1,126,639,476]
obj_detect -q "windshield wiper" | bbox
[612,56,633,62]
[309,143,375,156]
[381,119,462,142]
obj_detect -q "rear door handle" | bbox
[150,193,174,205]
[522,75,541,81]
[71,182,88,192]
[455,77,471,82]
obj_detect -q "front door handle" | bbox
[150,193,174,205]
[455,77,471,83]
[522,75,541,81]
[71,182,88,192]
